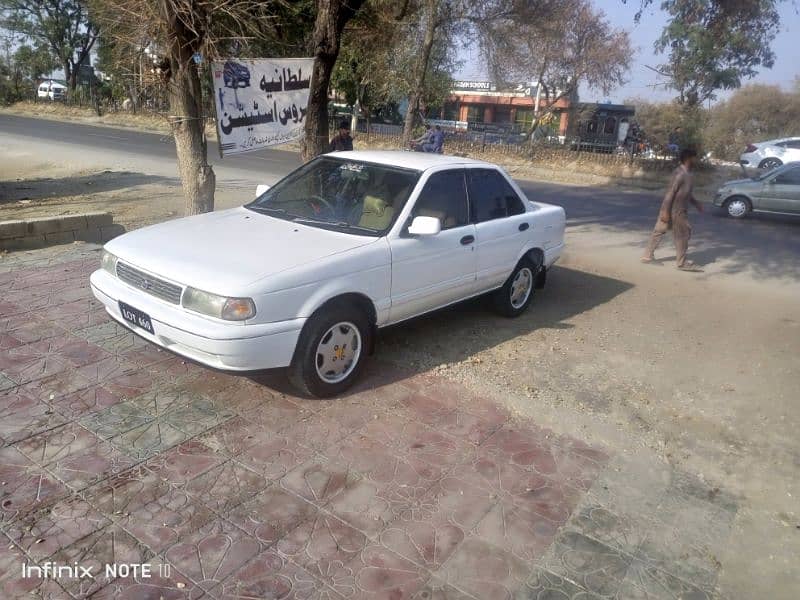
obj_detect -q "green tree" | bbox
[627,0,785,108]
[704,83,800,160]
[1,0,99,92]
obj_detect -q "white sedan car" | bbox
[90,151,565,396]
[739,137,800,170]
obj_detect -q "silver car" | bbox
[713,162,800,218]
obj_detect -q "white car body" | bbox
[36,81,67,101]
[739,137,800,169]
[90,151,565,372]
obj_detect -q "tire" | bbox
[288,304,372,398]
[759,158,782,170]
[724,196,751,219]
[492,257,539,318]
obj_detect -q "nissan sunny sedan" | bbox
[90,151,566,396]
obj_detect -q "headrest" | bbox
[363,195,388,215]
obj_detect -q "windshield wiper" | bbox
[292,217,377,234]
[247,205,289,215]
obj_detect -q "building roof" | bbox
[328,150,492,171]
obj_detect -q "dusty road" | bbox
[2,115,799,598]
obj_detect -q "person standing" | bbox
[328,120,354,152]
[641,148,704,270]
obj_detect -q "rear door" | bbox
[761,166,800,213]
[466,167,531,292]
[388,169,477,322]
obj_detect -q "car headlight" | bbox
[182,287,256,321]
[101,250,118,276]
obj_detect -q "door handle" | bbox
[518,223,530,231]
[460,235,475,245]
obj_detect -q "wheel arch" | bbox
[301,292,378,355]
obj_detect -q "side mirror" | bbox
[407,215,441,236]
[255,184,270,198]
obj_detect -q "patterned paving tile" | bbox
[210,549,340,600]
[439,537,531,599]
[50,525,154,598]
[567,502,647,556]
[537,530,633,598]
[48,384,123,421]
[82,464,173,519]
[80,400,154,440]
[164,517,261,593]
[144,439,227,487]
[521,566,603,599]
[0,390,66,446]
[110,418,192,462]
[474,499,561,562]
[186,459,269,514]
[4,494,110,560]
[228,485,316,547]
[0,446,70,524]
[233,432,315,483]
[410,577,476,600]
[345,544,430,599]
[281,455,361,508]
[276,509,369,590]
[91,567,201,600]
[117,485,216,555]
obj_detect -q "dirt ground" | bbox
[2,119,799,598]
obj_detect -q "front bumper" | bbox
[90,270,305,371]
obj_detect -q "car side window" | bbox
[774,168,800,185]
[467,169,526,223]
[785,140,800,150]
[411,170,468,230]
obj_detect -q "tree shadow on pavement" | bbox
[248,265,633,397]
[0,171,177,204]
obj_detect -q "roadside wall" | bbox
[0,212,124,251]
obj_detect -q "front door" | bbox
[761,166,800,213]
[388,169,477,322]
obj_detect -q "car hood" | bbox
[721,178,757,187]
[105,207,377,294]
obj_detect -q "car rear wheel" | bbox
[724,196,751,219]
[288,304,372,397]
[759,158,782,170]
[492,257,539,318]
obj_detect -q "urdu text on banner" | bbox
[211,58,314,157]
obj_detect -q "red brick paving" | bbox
[1,245,641,599]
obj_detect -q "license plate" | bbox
[119,301,154,334]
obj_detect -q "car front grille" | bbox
[116,261,183,304]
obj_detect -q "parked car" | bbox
[90,152,566,396]
[739,137,800,170]
[713,162,800,218]
[36,81,66,101]
[222,61,250,88]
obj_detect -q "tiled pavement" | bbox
[0,244,738,599]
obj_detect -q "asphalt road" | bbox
[0,113,302,175]
[2,112,799,285]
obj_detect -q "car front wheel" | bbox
[759,158,782,170]
[492,258,539,318]
[724,196,751,219]
[288,304,372,397]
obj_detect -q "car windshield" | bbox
[753,166,783,180]
[246,157,420,236]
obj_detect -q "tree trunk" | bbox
[161,1,215,215]
[302,0,366,161]
[402,0,438,144]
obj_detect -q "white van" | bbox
[37,81,67,101]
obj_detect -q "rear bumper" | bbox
[544,243,564,268]
[90,270,304,370]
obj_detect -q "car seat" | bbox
[358,195,394,230]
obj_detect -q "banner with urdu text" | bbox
[211,58,314,157]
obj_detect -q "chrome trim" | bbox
[115,261,183,304]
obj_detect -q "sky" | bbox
[456,0,800,105]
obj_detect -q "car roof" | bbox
[763,136,800,144]
[328,150,494,171]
